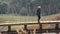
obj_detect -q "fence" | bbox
[0,21,60,34]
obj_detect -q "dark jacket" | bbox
[37,8,41,16]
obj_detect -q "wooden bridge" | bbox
[0,21,60,34]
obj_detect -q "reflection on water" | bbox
[43,33,56,34]
[37,33,60,34]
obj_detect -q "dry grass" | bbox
[41,13,60,21]
[0,14,60,23]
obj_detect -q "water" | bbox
[43,33,56,34]
[36,33,60,34]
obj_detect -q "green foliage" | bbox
[0,0,60,16]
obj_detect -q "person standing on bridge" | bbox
[37,6,41,23]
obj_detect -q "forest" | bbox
[0,0,60,16]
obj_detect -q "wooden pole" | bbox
[55,23,59,34]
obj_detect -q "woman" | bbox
[37,6,41,23]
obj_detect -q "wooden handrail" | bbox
[0,22,60,26]
[0,21,60,34]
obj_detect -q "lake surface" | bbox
[36,33,60,34]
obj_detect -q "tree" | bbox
[0,3,8,14]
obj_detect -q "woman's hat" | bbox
[38,6,41,8]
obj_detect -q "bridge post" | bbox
[39,23,42,34]
[8,25,11,34]
[55,23,59,34]
[24,24,27,30]
[8,25,11,31]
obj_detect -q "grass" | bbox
[11,25,24,30]
[0,14,37,23]
[41,13,60,21]
[0,14,60,23]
